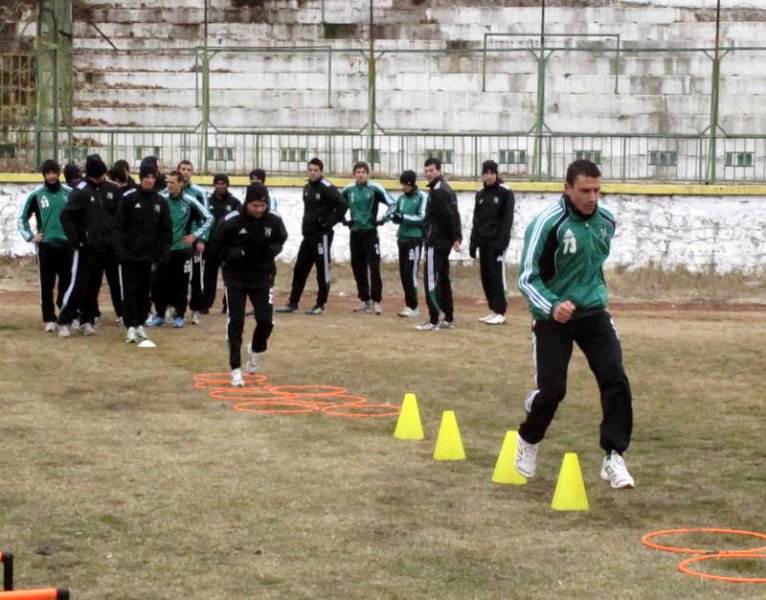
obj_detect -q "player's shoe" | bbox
[600,451,635,489]
[146,315,165,327]
[275,304,298,313]
[478,313,495,322]
[58,325,71,338]
[397,307,420,318]
[438,320,455,329]
[191,311,202,325]
[44,321,57,333]
[353,300,372,313]
[230,368,245,387]
[82,322,97,336]
[125,327,138,343]
[165,307,176,320]
[305,305,324,315]
[245,343,260,374]
[136,325,149,341]
[372,302,382,315]
[172,317,185,328]
[415,321,440,331]
[515,435,539,478]
[484,313,506,325]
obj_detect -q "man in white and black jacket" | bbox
[115,163,173,344]
[416,157,462,331]
[209,183,288,387]
[276,157,347,315]
[469,159,515,325]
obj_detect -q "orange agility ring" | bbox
[642,528,766,556]
[678,552,766,583]
[194,372,268,387]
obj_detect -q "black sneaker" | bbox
[275,304,298,313]
[305,305,324,315]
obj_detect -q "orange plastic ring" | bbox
[678,552,766,583]
[194,372,268,387]
[267,385,349,397]
[641,528,766,555]
[321,403,402,418]
[233,399,320,415]
[208,387,290,402]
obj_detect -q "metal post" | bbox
[367,0,376,165]
[532,0,546,180]
[706,0,721,183]
[202,0,210,173]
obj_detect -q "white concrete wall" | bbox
[3,183,764,274]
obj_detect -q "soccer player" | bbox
[341,161,395,314]
[17,159,73,331]
[115,163,172,343]
[416,157,462,331]
[57,154,123,338]
[276,157,346,315]
[146,170,213,328]
[469,159,515,325]
[178,160,209,325]
[515,159,635,489]
[209,183,287,387]
[249,168,279,213]
[384,170,427,318]
[203,173,242,313]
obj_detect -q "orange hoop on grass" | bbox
[678,552,766,583]
[641,528,766,555]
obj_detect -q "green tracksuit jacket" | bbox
[163,191,214,253]
[341,181,395,232]
[517,195,616,321]
[17,183,72,246]
[386,188,428,240]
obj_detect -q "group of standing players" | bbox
[18,154,634,489]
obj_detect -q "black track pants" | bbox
[350,229,382,303]
[287,231,333,308]
[398,238,421,310]
[226,286,274,369]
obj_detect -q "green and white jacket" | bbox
[17,183,72,246]
[341,181,395,232]
[517,195,616,321]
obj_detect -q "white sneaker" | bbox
[438,320,455,329]
[600,451,635,489]
[165,307,176,320]
[484,313,506,325]
[58,325,71,338]
[478,313,496,322]
[245,344,260,374]
[415,321,440,331]
[136,325,148,341]
[94,316,102,327]
[191,311,201,325]
[125,327,137,343]
[230,368,245,387]
[353,300,372,313]
[515,435,539,478]
[397,307,420,318]
[372,302,382,315]
[71,318,81,331]
[82,322,97,336]
[44,322,57,333]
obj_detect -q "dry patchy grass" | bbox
[0,257,764,599]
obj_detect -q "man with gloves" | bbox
[209,183,288,387]
[469,159,515,325]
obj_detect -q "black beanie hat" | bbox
[213,173,230,186]
[40,159,61,174]
[399,170,417,186]
[63,163,82,184]
[139,162,157,180]
[245,182,269,205]
[482,159,499,175]
[86,154,107,178]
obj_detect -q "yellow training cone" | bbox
[394,392,425,440]
[491,430,527,485]
[551,452,590,511]
[433,410,466,460]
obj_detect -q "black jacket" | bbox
[424,176,462,249]
[60,178,122,252]
[301,177,347,237]
[210,206,288,289]
[207,191,242,225]
[115,187,172,264]
[469,178,515,255]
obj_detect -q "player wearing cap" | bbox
[469,159,515,325]
[209,183,288,387]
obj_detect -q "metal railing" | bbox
[2,126,765,182]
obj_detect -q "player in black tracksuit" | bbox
[57,154,123,336]
[418,158,462,330]
[115,165,172,341]
[209,183,288,386]
[277,157,346,315]
[203,173,241,313]
[469,160,515,323]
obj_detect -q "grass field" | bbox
[0,257,764,599]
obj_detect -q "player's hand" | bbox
[32,233,43,243]
[553,300,576,324]
[181,234,196,246]
[452,240,462,253]
[195,241,205,253]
